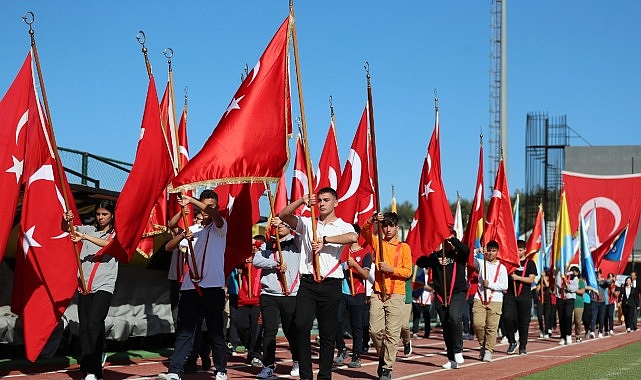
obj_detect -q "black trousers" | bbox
[582,301,592,333]
[295,276,342,380]
[503,293,532,349]
[78,290,112,378]
[434,292,466,360]
[169,288,226,375]
[556,298,574,340]
[260,294,298,367]
[362,298,371,350]
[411,303,431,336]
[234,304,263,361]
[335,293,365,355]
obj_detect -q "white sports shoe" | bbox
[500,336,509,344]
[85,375,98,380]
[290,361,300,377]
[157,373,181,380]
[454,353,464,364]
[215,372,228,380]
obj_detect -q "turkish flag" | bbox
[0,52,32,261]
[98,75,174,263]
[463,143,484,268]
[216,182,265,276]
[12,76,78,361]
[562,171,641,275]
[484,159,519,272]
[335,106,375,225]
[159,82,179,167]
[290,135,312,216]
[168,107,195,230]
[406,110,452,262]
[171,17,292,192]
[526,203,544,258]
[314,121,341,192]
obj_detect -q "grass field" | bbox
[520,341,641,380]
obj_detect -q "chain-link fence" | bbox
[58,147,131,192]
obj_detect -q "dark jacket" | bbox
[415,237,470,300]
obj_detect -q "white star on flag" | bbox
[22,225,42,257]
[421,180,435,199]
[6,155,24,183]
[224,95,245,118]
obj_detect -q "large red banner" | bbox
[562,171,641,275]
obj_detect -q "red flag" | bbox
[12,73,77,361]
[159,83,178,167]
[562,171,641,275]
[290,135,311,216]
[0,52,32,261]
[526,203,544,258]
[216,183,265,276]
[314,120,341,192]
[484,159,519,272]
[171,17,292,192]
[168,106,195,230]
[335,106,375,225]
[406,109,453,262]
[99,75,174,263]
[463,142,484,268]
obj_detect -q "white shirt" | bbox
[181,219,227,290]
[295,216,355,279]
[474,258,508,303]
[168,224,203,281]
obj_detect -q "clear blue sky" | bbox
[1,1,640,209]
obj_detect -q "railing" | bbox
[58,147,132,192]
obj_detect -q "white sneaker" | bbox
[598,332,603,338]
[500,336,509,344]
[589,331,595,339]
[454,353,464,364]
[441,360,458,369]
[543,334,550,338]
[215,372,228,380]
[539,331,544,338]
[290,361,300,377]
[256,366,275,379]
[627,328,631,333]
[157,374,181,380]
[558,339,566,345]
[609,330,614,336]
[565,337,572,345]
[85,375,98,380]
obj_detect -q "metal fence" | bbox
[58,147,131,192]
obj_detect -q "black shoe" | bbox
[519,349,528,355]
[334,348,348,364]
[403,340,412,356]
[507,343,517,355]
[377,360,384,377]
[348,355,361,368]
[201,356,212,371]
[380,368,392,380]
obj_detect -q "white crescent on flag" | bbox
[338,148,362,203]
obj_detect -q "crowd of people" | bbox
[65,189,640,380]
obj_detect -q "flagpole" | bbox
[23,12,87,294]
[365,62,388,300]
[290,2,321,280]
[164,50,200,281]
[266,183,290,295]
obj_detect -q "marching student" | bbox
[472,240,508,362]
[278,188,358,380]
[416,232,470,369]
[333,224,372,368]
[503,240,537,355]
[62,200,117,380]
[253,218,301,379]
[362,212,412,380]
[158,191,228,380]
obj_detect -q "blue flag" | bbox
[603,226,627,262]
[579,214,598,288]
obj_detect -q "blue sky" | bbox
[1,1,640,209]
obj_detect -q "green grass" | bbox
[519,341,641,380]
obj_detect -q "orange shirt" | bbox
[361,220,412,295]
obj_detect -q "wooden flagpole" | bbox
[266,183,290,294]
[290,1,321,280]
[23,12,87,294]
[163,47,201,282]
[365,62,387,300]
[434,95,448,306]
